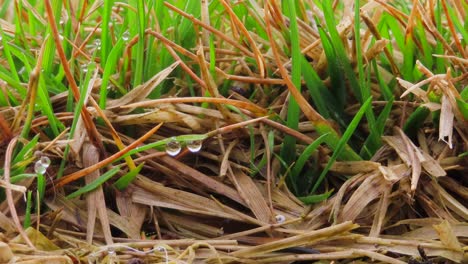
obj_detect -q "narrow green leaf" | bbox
[66,166,121,199]
[311,97,372,194]
[298,189,333,204]
[114,162,145,190]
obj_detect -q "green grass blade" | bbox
[280,0,302,169]
[100,38,125,108]
[291,133,329,181]
[403,106,431,138]
[310,96,372,194]
[301,56,332,119]
[100,0,114,66]
[66,166,121,199]
[114,162,145,190]
[23,191,33,229]
[298,189,333,205]
[13,135,40,164]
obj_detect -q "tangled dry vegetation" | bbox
[0,0,467,263]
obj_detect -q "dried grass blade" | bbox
[2,137,35,249]
[83,143,113,244]
[107,61,180,112]
[230,168,273,224]
[231,221,358,258]
[157,155,244,204]
[340,172,390,222]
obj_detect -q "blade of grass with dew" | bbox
[66,166,121,199]
[310,96,372,194]
[280,0,302,171]
[23,191,32,229]
[100,0,113,66]
[298,189,333,205]
[100,38,126,108]
[57,63,97,178]
[117,134,209,162]
[114,162,145,190]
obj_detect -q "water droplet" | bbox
[59,35,64,41]
[82,63,88,73]
[40,156,51,168]
[165,138,181,156]
[59,19,64,25]
[34,161,47,175]
[107,247,118,264]
[18,67,25,75]
[186,140,202,152]
[122,31,130,41]
[94,39,101,50]
[0,35,3,41]
[275,214,286,224]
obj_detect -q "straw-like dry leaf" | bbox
[439,94,454,148]
[83,143,113,244]
[107,61,179,112]
[11,227,60,251]
[231,168,273,224]
[432,220,464,261]
[329,161,381,174]
[340,172,390,222]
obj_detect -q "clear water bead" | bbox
[122,31,130,41]
[165,138,181,156]
[34,161,47,175]
[275,214,286,224]
[186,140,202,152]
[94,39,101,50]
[107,247,118,264]
[40,156,51,168]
